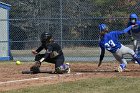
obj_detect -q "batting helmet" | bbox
[99,24,108,32]
[40,32,52,43]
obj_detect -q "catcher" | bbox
[30,32,70,74]
[98,24,140,72]
[127,13,140,63]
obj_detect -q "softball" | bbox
[16,61,21,65]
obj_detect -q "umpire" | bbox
[30,32,70,74]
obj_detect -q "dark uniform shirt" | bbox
[36,42,63,59]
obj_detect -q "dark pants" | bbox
[35,54,65,68]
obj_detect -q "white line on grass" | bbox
[0,73,83,85]
[0,76,57,85]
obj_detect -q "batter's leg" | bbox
[113,53,127,72]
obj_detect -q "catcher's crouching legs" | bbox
[30,61,41,74]
[55,63,70,74]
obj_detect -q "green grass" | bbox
[2,77,140,93]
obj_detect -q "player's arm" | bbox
[32,46,44,55]
[127,23,132,35]
[118,25,136,34]
[98,47,105,67]
[39,46,53,62]
[127,23,135,41]
[39,51,50,62]
[36,46,44,53]
[30,45,44,73]
[122,25,133,33]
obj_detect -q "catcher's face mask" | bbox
[129,13,138,24]
[130,18,136,24]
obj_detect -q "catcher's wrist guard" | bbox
[30,61,41,74]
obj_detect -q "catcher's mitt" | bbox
[30,61,41,74]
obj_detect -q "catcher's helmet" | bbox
[40,32,52,43]
[99,24,108,32]
[129,13,138,24]
[129,13,138,19]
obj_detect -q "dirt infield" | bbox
[0,62,140,91]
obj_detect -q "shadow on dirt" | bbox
[22,70,54,74]
[73,69,140,73]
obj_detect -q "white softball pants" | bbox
[133,33,140,52]
[112,44,135,65]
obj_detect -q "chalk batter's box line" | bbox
[0,73,83,85]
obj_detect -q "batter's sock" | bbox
[120,63,126,69]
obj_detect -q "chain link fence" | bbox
[0,0,140,61]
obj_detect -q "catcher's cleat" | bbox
[117,63,126,72]
[54,63,70,74]
[65,63,70,73]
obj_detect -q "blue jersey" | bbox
[99,26,132,53]
[127,20,140,34]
